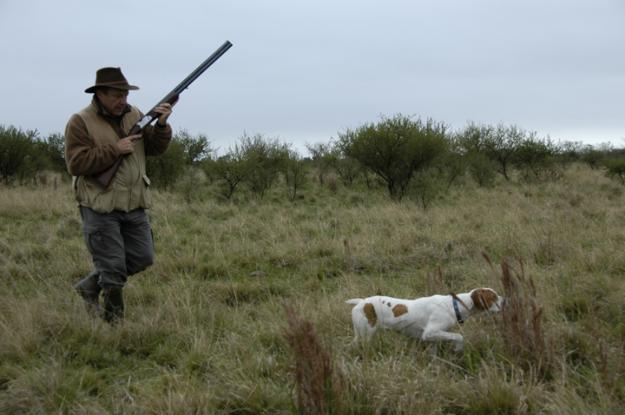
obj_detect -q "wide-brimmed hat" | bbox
[84,67,139,93]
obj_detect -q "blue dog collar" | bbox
[452,296,464,324]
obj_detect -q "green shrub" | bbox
[338,114,448,200]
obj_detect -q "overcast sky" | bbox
[1,0,624,155]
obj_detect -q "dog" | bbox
[346,288,503,351]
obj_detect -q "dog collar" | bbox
[452,296,464,324]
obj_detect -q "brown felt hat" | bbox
[84,67,139,93]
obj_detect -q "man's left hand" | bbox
[154,102,175,125]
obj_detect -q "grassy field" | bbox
[1,165,624,414]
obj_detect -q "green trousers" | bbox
[79,207,154,288]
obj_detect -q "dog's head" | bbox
[470,288,503,313]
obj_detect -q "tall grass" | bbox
[283,304,343,414]
[1,164,625,413]
[483,253,549,378]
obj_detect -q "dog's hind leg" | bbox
[354,318,378,342]
[350,305,378,344]
[350,307,368,343]
[351,322,363,344]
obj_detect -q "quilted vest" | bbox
[73,103,152,213]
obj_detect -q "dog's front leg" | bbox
[427,343,439,357]
[422,329,464,352]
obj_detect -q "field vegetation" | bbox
[1,117,625,413]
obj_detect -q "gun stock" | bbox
[91,40,233,188]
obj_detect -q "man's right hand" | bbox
[116,134,142,154]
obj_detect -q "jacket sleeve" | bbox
[143,123,172,156]
[64,114,121,176]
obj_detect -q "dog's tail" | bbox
[345,298,363,306]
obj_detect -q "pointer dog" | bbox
[346,288,503,351]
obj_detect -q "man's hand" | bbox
[154,101,175,125]
[116,134,142,154]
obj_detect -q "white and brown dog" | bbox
[346,288,503,351]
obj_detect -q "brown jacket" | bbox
[65,99,172,213]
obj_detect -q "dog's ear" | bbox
[471,288,498,310]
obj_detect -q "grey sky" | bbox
[1,0,624,155]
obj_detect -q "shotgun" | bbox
[92,40,233,188]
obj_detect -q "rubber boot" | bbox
[73,271,101,318]
[102,287,124,324]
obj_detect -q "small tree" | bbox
[484,124,524,180]
[455,122,492,156]
[333,155,361,187]
[283,149,308,201]
[580,143,611,170]
[175,129,212,165]
[239,133,289,199]
[206,151,250,200]
[603,156,625,184]
[456,122,529,181]
[408,168,446,209]
[145,139,186,188]
[467,152,497,187]
[557,140,583,167]
[38,133,67,173]
[0,125,40,184]
[514,135,562,182]
[438,136,467,190]
[17,144,51,185]
[306,141,336,186]
[338,114,448,200]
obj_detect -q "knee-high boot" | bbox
[73,271,101,317]
[102,287,124,324]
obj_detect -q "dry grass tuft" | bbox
[483,252,550,378]
[283,304,343,415]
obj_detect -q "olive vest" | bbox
[73,103,152,213]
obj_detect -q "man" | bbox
[65,67,174,323]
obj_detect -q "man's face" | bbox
[96,88,129,116]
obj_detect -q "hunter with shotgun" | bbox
[64,41,232,323]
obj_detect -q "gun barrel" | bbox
[149,40,233,112]
[170,40,233,96]
[91,40,233,188]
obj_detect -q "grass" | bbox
[1,164,625,413]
